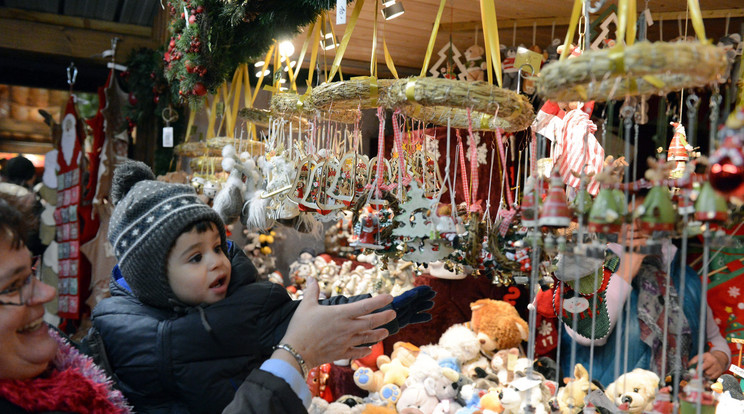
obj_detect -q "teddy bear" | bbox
[604,369,660,414]
[469,299,529,357]
[463,43,487,82]
[404,353,462,413]
[420,323,485,377]
[557,363,596,414]
[501,46,519,91]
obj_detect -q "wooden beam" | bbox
[0,17,158,61]
[440,8,744,32]
[0,7,152,37]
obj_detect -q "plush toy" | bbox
[604,369,660,414]
[463,43,487,82]
[436,323,483,369]
[397,383,440,414]
[501,46,519,90]
[557,364,595,414]
[469,299,529,356]
[500,372,551,414]
[491,348,521,385]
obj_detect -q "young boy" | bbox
[90,161,434,414]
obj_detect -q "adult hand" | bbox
[689,351,729,380]
[279,277,396,370]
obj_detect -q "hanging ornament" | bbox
[667,122,692,178]
[520,176,541,227]
[708,134,744,199]
[351,209,384,250]
[694,181,729,222]
[638,185,676,232]
[588,189,621,234]
[538,170,572,228]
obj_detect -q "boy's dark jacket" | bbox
[90,241,394,414]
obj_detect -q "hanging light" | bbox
[279,40,295,57]
[381,0,404,20]
[255,68,270,78]
[254,61,265,67]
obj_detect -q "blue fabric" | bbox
[560,254,702,387]
[260,359,312,408]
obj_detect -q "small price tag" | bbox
[337,0,346,25]
[163,126,173,148]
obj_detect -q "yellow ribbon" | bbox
[185,106,195,142]
[480,114,492,130]
[252,45,274,106]
[327,12,344,81]
[420,0,447,78]
[480,0,503,87]
[383,29,399,79]
[327,0,364,82]
[642,75,665,88]
[291,21,315,90]
[371,0,379,78]
[479,1,492,85]
[687,0,707,42]
[405,79,417,102]
[609,46,625,74]
[307,18,321,88]
[561,0,583,61]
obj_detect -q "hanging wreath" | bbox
[381,78,535,132]
[165,0,348,104]
[537,41,728,102]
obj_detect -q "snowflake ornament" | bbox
[730,286,741,298]
[466,132,488,165]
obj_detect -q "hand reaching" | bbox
[689,351,729,380]
[279,277,396,369]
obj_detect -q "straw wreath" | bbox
[307,78,394,111]
[381,77,534,132]
[206,136,265,153]
[270,91,362,124]
[538,41,728,102]
[238,108,273,127]
[174,141,223,157]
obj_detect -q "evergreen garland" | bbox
[122,47,185,175]
[165,0,346,105]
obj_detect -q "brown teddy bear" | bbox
[469,299,529,356]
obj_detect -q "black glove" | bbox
[391,285,435,329]
[361,286,436,346]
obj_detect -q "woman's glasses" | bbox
[0,256,40,306]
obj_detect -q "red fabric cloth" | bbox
[382,274,530,354]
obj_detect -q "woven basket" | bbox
[381,77,534,132]
[538,41,728,102]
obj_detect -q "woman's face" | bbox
[0,237,58,380]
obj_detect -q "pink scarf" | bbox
[0,328,131,414]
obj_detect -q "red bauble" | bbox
[709,157,744,198]
[128,92,138,106]
[193,82,207,96]
[196,5,204,13]
[153,94,160,104]
[169,39,176,48]
[188,14,197,24]
[185,60,195,73]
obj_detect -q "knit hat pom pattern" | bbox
[108,161,226,309]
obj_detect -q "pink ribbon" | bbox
[374,106,386,198]
[467,108,480,212]
[456,130,471,211]
[499,209,517,237]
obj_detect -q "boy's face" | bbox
[166,224,231,306]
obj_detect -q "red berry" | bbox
[193,82,207,96]
[128,92,138,106]
[153,94,160,104]
[189,14,197,24]
[169,39,176,48]
[196,5,204,13]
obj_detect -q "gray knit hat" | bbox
[109,160,226,309]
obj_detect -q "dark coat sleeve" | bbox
[222,369,307,414]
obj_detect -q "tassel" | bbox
[244,190,271,231]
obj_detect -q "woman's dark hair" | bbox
[0,193,32,249]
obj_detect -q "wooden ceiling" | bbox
[0,0,742,83]
[285,0,744,77]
